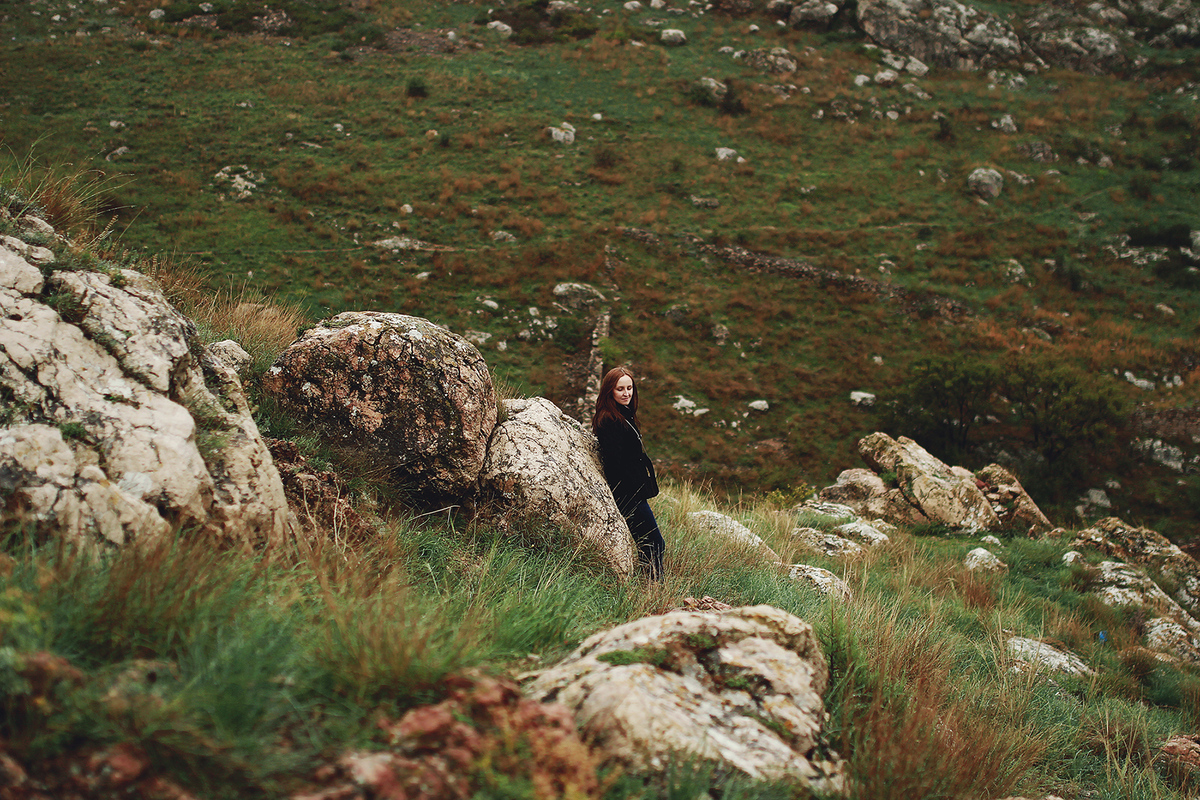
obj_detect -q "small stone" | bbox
[661,28,687,45]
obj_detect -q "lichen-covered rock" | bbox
[1091,560,1200,663]
[1072,517,1200,622]
[524,605,844,792]
[744,47,799,73]
[688,510,782,564]
[262,312,497,501]
[787,564,852,600]
[965,547,1007,572]
[0,240,289,549]
[975,463,1053,535]
[968,167,1005,199]
[477,397,636,576]
[1006,636,1094,676]
[832,520,891,547]
[857,0,1026,70]
[858,432,1001,532]
[791,527,865,558]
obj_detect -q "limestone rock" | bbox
[0,255,289,549]
[745,47,799,73]
[661,28,687,45]
[1146,618,1200,665]
[477,398,636,577]
[688,510,782,564]
[965,547,1007,572]
[552,282,606,309]
[1072,517,1200,622]
[524,605,844,792]
[789,0,843,25]
[858,433,1001,532]
[207,339,252,377]
[1091,560,1200,662]
[968,167,1004,199]
[0,247,44,295]
[832,520,890,547]
[857,0,1025,71]
[1023,6,1127,73]
[975,463,1053,535]
[1159,735,1200,778]
[262,312,497,501]
[1007,636,1094,676]
[791,527,865,558]
[787,564,852,600]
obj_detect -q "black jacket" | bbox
[595,406,658,515]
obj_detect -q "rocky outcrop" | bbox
[524,605,844,792]
[0,226,290,549]
[858,433,1001,532]
[262,312,497,501]
[1072,517,1200,621]
[477,397,636,577]
[975,464,1053,535]
[818,434,1052,535]
[856,0,1026,70]
[1023,7,1127,74]
[1090,560,1200,664]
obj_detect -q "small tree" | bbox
[1000,354,1129,466]
[882,355,1000,457]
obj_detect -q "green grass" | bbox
[4,481,1200,797]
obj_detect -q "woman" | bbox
[592,367,665,580]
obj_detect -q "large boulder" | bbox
[476,397,636,577]
[858,433,1001,532]
[856,0,1026,70]
[817,468,926,524]
[524,605,845,793]
[0,233,290,549]
[262,312,497,501]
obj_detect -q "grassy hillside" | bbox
[3,481,1200,799]
[2,0,1199,539]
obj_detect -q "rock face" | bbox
[857,0,1025,70]
[262,312,497,501]
[0,231,290,549]
[477,398,636,576]
[857,433,1001,532]
[524,605,844,792]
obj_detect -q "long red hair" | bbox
[592,366,638,434]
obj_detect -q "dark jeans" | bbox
[624,500,665,581]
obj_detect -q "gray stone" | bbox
[478,398,636,577]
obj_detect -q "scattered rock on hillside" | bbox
[262,312,497,501]
[207,339,251,377]
[1159,734,1200,779]
[553,281,606,309]
[790,0,844,26]
[1023,6,1127,73]
[697,76,729,101]
[687,510,782,564]
[524,605,845,792]
[1006,637,1094,676]
[661,28,687,45]
[968,167,1005,199]
[965,547,1007,572]
[0,232,291,550]
[1089,560,1200,663]
[791,527,865,558]
[476,397,637,577]
[787,564,853,600]
[745,47,799,73]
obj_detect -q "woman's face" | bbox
[613,375,634,406]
